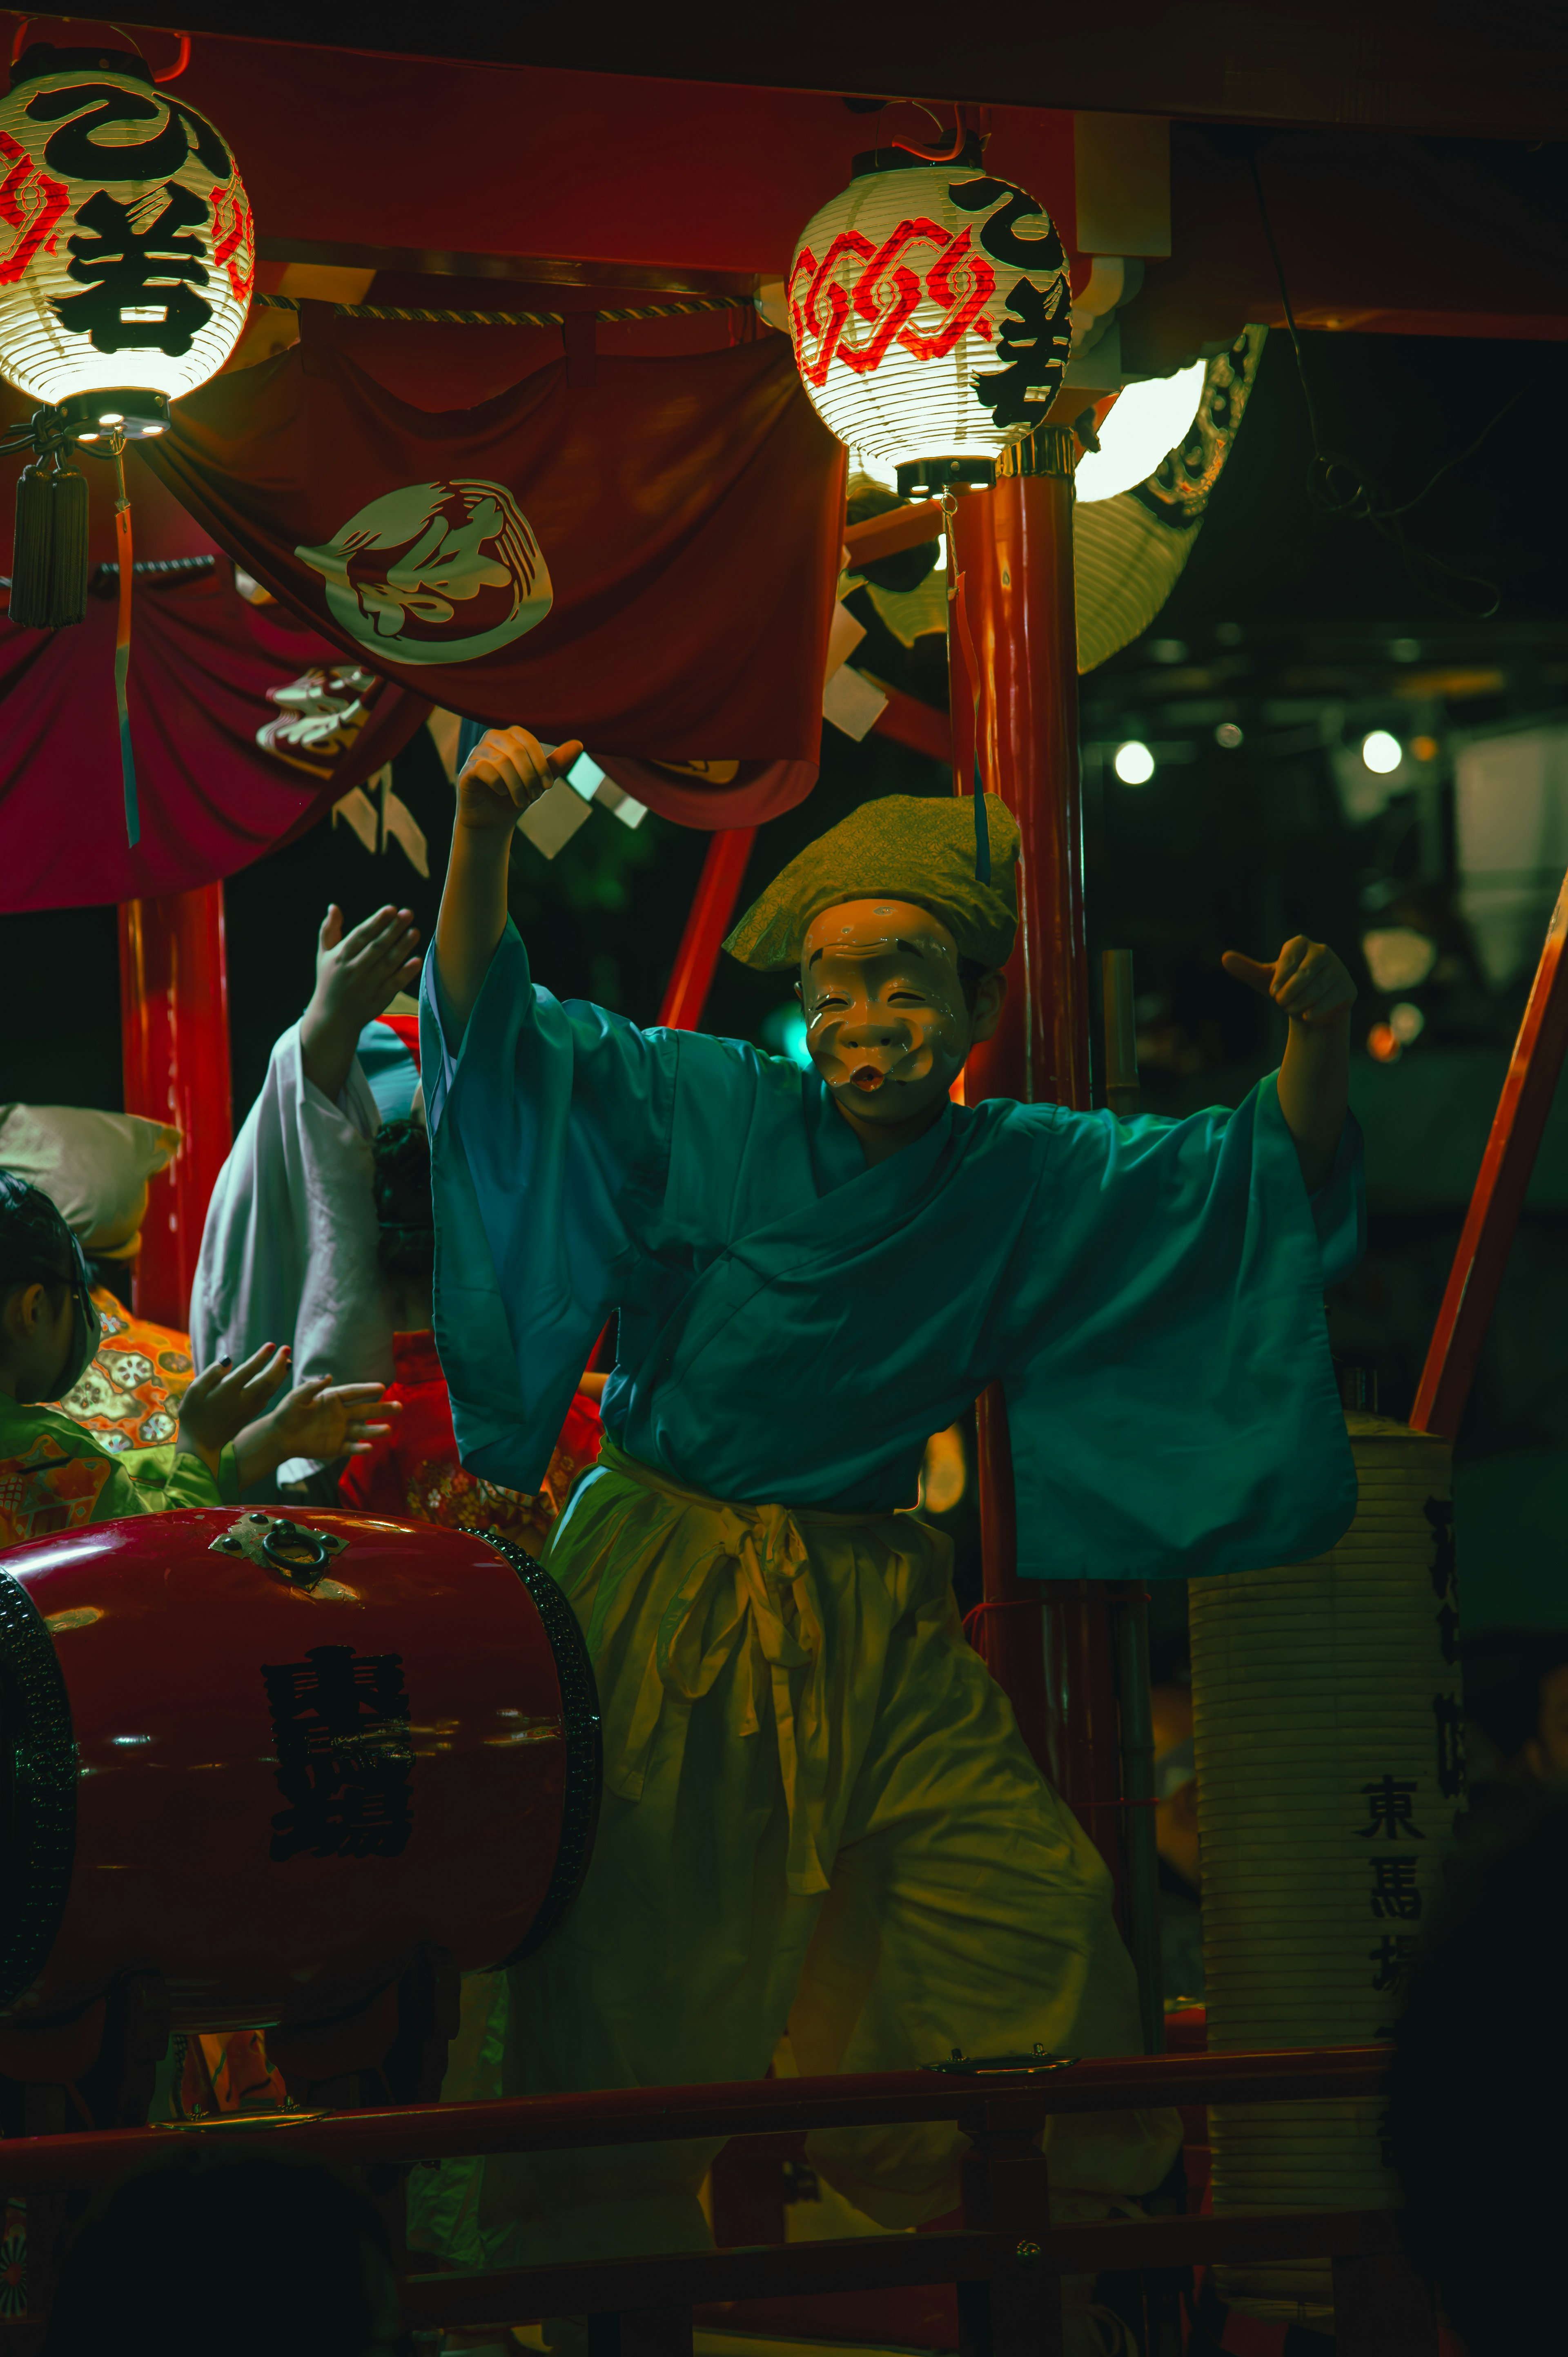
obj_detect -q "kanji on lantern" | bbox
[1369,1858,1423,1920]
[0,39,251,415]
[53,183,214,357]
[1368,1933,1420,1993]
[1356,1774,1425,1840]
[787,150,1070,479]
[1433,1692,1466,1799]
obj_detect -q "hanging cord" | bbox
[944,495,992,882]
[1246,141,1559,622]
[109,434,139,848]
[888,102,968,163]
[252,290,751,328]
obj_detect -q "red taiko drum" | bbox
[0,1507,600,2029]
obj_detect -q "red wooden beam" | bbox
[0,2049,1389,2192]
[1411,866,1568,1441]
[659,828,757,1030]
[844,500,947,569]
[871,686,951,766]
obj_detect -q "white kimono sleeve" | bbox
[190,1024,393,1472]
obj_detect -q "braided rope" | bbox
[254,291,752,328]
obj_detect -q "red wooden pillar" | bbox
[118,884,234,1331]
[949,432,1125,1898]
[659,829,757,1031]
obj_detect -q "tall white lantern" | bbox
[788,150,1071,491]
[0,38,252,436]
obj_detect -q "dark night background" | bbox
[5,323,1566,1626]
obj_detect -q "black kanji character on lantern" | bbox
[25,82,232,182]
[971,276,1071,431]
[947,176,1067,273]
[1436,1599,1460,1668]
[1424,1495,1456,1606]
[51,183,213,358]
[1370,1858,1423,1920]
[261,1643,414,1863]
[1433,1692,1466,1800]
[1355,1774,1425,1840]
[1368,1933,1419,1994]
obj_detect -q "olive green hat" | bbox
[724,793,1019,973]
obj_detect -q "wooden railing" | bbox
[0,2045,1435,2355]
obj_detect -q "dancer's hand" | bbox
[301,902,422,1097]
[455,727,584,832]
[1222,937,1355,1188]
[1222,937,1356,1030]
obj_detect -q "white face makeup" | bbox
[800,899,973,1125]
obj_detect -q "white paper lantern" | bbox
[0,41,252,431]
[1192,1413,1460,2330]
[788,155,1071,481]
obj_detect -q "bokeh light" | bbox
[1114,740,1156,786]
[1361,730,1403,775]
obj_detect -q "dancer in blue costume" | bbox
[412,727,1362,2283]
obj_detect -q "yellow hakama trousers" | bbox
[410,1440,1178,2270]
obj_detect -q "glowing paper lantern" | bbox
[0,39,252,435]
[1075,361,1206,505]
[788,153,1071,489]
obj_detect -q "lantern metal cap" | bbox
[9,42,153,93]
[59,388,172,442]
[895,455,995,498]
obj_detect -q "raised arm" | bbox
[434,726,583,1044]
[1222,936,1356,1192]
[298,902,422,1101]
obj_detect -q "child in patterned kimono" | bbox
[416,726,1362,2281]
[0,1102,196,1452]
[0,1173,391,1546]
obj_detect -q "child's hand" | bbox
[456,727,584,833]
[1222,937,1356,1030]
[300,903,422,1099]
[233,1377,399,1490]
[177,1342,292,1474]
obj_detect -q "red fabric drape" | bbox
[140,320,845,829]
[0,561,428,911]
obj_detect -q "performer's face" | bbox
[799,900,1001,1129]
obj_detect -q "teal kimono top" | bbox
[423,924,1363,1581]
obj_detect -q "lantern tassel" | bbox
[111,444,139,850]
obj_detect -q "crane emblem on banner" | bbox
[295,478,554,664]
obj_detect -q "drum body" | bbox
[0,1508,600,2030]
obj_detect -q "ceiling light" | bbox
[1361,729,1402,775]
[1114,740,1155,786]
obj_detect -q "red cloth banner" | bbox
[141,318,846,828]
[0,562,427,911]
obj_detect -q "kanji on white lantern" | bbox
[0,38,252,436]
[788,154,1071,486]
